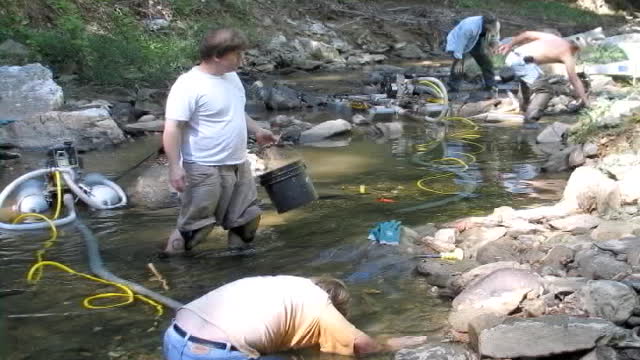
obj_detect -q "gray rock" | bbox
[124,120,165,134]
[142,18,170,31]
[573,249,632,280]
[0,63,64,121]
[569,146,587,168]
[449,269,543,331]
[0,108,125,151]
[543,276,589,297]
[458,226,507,259]
[541,245,575,270]
[594,237,640,255]
[478,315,635,358]
[429,228,457,252]
[578,280,638,325]
[550,215,601,233]
[583,143,599,157]
[599,153,640,181]
[137,114,157,123]
[394,343,478,360]
[448,261,530,294]
[591,222,638,241]
[125,162,177,209]
[415,259,478,288]
[599,100,640,127]
[396,44,427,59]
[505,219,546,237]
[541,145,578,173]
[537,122,572,143]
[476,237,519,264]
[300,119,351,143]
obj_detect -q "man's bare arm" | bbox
[498,31,548,54]
[163,119,187,192]
[563,55,589,105]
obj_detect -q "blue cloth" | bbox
[445,16,484,59]
[368,220,401,245]
[164,323,248,360]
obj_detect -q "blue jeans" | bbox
[163,323,249,360]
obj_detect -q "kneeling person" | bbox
[163,275,426,359]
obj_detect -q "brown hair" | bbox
[310,276,351,317]
[199,28,249,61]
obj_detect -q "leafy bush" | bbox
[578,44,628,65]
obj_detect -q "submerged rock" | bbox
[395,343,478,360]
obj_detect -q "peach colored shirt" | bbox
[182,276,365,358]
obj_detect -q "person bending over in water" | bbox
[498,30,589,127]
[163,275,426,359]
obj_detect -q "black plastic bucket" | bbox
[258,160,318,213]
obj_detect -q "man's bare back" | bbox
[511,32,574,65]
[499,31,588,105]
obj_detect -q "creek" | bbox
[0,72,570,360]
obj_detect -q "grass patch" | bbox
[578,44,628,65]
[455,0,602,25]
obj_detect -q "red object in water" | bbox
[376,197,396,203]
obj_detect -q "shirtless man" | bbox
[498,31,589,127]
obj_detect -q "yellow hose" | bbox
[52,171,62,220]
[14,208,164,316]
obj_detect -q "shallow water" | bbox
[0,83,570,359]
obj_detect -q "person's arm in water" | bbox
[562,54,589,107]
[498,31,549,54]
[163,119,187,192]
[354,334,428,355]
[245,113,277,145]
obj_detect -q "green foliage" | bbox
[455,0,601,25]
[578,44,628,65]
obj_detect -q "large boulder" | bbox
[537,122,572,143]
[477,315,637,358]
[448,261,531,294]
[300,119,352,143]
[0,63,64,121]
[457,227,507,259]
[449,269,543,332]
[572,249,632,280]
[0,108,126,151]
[559,166,620,215]
[577,280,638,325]
[125,163,177,209]
[549,214,601,233]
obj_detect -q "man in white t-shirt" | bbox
[163,275,427,359]
[161,28,276,256]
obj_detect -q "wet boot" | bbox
[447,57,464,92]
[227,215,260,250]
[525,91,552,122]
[180,223,216,251]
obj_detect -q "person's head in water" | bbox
[199,28,249,73]
[310,276,351,317]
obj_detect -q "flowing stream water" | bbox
[0,73,570,360]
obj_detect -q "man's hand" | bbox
[169,165,187,193]
[385,336,428,350]
[497,43,512,55]
[255,128,278,146]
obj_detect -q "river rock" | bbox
[428,228,457,252]
[505,219,546,237]
[448,261,530,294]
[477,315,634,358]
[449,269,543,332]
[457,226,507,259]
[549,214,601,233]
[618,167,640,204]
[541,145,578,173]
[569,146,586,168]
[394,343,478,360]
[573,249,631,280]
[543,276,589,297]
[537,122,572,143]
[298,38,343,63]
[593,237,640,255]
[583,142,599,157]
[560,166,620,215]
[599,100,640,127]
[124,120,165,134]
[591,221,638,241]
[0,63,64,121]
[415,259,479,288]
[577,280,638,325]
[476,237,520,264]
[0,108,126,150]
[395,44,427,59]
[300,119,351,143]
[541,245,575,270]
[125,162,177,209]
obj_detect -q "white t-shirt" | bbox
[165,67,247,165]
